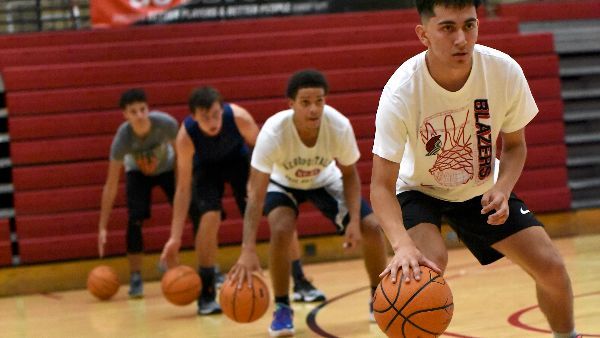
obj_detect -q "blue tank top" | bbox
[184,103,249,165]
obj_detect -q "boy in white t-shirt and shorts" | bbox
[229,69,387,337]
[370,1,578,337]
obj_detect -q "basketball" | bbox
[161,265,202,306]
[219,272,270,323]
[87,265,120,300]
[373,266,453,338]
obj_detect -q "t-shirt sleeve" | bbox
[250,128,277,174]
[501,60,539,133]
[163,113,179,139]
[372,86,408,163]
[109,126,128,161]
[335,120,361,166]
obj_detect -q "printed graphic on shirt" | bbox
[420,106,474,187]
[474,99,492,180]
[133,143,168,175]
[282,155,332,185]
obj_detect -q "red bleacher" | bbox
[497,0,600,21]
[0,218,11,266]
[3,9,570,264]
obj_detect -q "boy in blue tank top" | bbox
[98,88,178,298]
[160,86,325,315]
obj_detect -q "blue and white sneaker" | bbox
[128,271,143,298]
[292,278,326,303]
[268,303,294,337]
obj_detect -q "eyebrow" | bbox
[437,17,477,25]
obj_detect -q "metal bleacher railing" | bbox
[0,0,90,34]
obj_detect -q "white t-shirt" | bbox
[252,105,360,190]
[373,44,538,202]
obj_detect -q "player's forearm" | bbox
[342,171,361,222]
[241,198,263,251]
[169,186,191,240]
[496,142,527,197]
[370,183,411,251]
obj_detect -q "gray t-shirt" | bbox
[110,111,178,176]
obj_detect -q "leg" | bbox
[492,226,574,333]
[267,206,297,337]
[267,206,297,299]
[195,211,221,267]
[406,223,448,272]
[190,168,224,315]
[125,171,152,298]
[290,229,327,303]
[359,213,388,286]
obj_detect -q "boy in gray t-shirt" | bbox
[97,88,178,298]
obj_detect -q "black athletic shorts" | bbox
[397,190,543,265]
[126,170,175,221]
[264,179,373,235]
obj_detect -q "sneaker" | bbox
[215,271,226,289]
[128,272,143,298]
[369,301,375,323]
[292,278,326,303]
[197,298,222,315]
[269,303,294,337]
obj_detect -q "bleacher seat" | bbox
[1,9,570,264]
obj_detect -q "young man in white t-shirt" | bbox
[229,69,387,337]
[370,1,578,338]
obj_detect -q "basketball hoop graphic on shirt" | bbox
[420,108,473,187]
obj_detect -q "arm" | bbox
[337,162,362,250]
[370,154,440,282]
[481,128,527,225]
[228,167,270,288]
[159,125,195,268]
[98,160,123,257]
[232,104,260,147]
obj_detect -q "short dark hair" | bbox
[188,86,222,113]
[119,88,147,109]
[415,0,481,20]
[286,69,329,99]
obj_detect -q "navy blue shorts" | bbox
[264,179,372,235]
[397,190,543,265]
[189,153,250,232]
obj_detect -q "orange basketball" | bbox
[373,266,453,338]
[87,265,120,300]
[161,265,202,306]
[220,273,270,323]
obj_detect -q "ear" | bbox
[288,98,295,108]
[415,25,430,48]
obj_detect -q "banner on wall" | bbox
[136,0,331,25]
[92,0,414,27]
[91,0,188,27]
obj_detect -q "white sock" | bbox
[553,330,578,338]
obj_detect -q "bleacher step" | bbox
[562,88,600,100]
[0,183,13,194]
[569,177,600,190]
[565,132,600,144]
[564,109,600,123]
[567,155,600,167]
[0,208,14,218]
[572,198,600,209]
